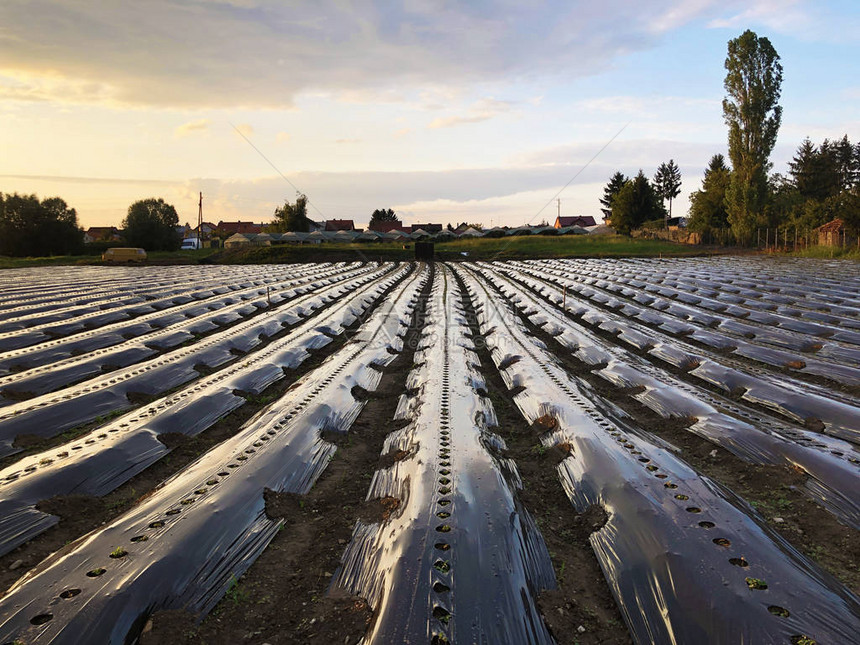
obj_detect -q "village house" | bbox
[368,219,410,233]
[216,221,263,237]
[324,219,356,231]
[83,226,122,244]
[554,215,596,229]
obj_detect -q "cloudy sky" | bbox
[1,0,858,229]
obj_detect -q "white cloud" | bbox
[234,123,254,137]
[429,114,494,129]
[0,0,747,109]
[276,131,291,143]
[428,97,517,128]
[174,119,211,137]
[706,0,859,42]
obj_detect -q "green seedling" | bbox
[745,577,768,590]
[225,574,249,604]
[792,636,816,645]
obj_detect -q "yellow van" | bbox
[102,247,147,263]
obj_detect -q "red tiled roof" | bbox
[555,216,596,228]
[368,220,410,233]
[217,221,262,235]
[324,219,355,231]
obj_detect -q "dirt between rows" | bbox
[497,270,860,595]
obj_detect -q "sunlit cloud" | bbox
[174,119,211,138]
[234,123,254,137]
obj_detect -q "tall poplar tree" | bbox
[722,30,783,243]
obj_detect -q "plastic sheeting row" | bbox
[457,263,860,645]
[0,265,427,645]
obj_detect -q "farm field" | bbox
[0,258,857,644]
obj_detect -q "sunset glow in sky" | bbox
[1,1,858,229]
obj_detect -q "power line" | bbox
[228,122,325,219]
[529,122,629,225]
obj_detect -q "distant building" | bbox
[817,218,856,247]
[216,221,262,236]
[324,219,356,231]
[554,215,596,229]
[411,223,443,234]
[84,226,122,244]
[368,219,410,233]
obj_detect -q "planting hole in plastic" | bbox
[30,613,53,625]
[433,606,451,624]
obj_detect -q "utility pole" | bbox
[197,192,203,249]
[557,198,561,223]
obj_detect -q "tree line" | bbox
[600,161,682,235]
[602,29,860,244]
[0,194,182,257]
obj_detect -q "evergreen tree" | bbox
[610,171,664,235]
[654,160,682,221]
[723,30,783,243]
[833,135,857,192]
[599,171,628,220]
[788,138,819,199]
[688,155,731,237]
